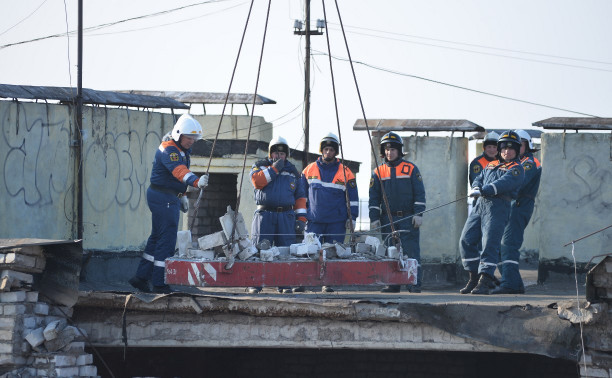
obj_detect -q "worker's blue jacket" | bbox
[469,152,496,186]
[473,158,525,200]
[301,158,359,223]
[150,140,203,193]
[369,159,426,222]
[250,158,307,217]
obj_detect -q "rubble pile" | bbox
[178,207,402,263]
[0,245,97,377]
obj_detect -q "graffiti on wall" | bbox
[1,102,71,208]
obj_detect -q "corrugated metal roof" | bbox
[0,84,189,109]
[116,90,276,105]
[353,119,484,132]
[532,117,612,130]
[470,129,543,140]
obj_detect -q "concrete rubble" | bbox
[0,245,98,377]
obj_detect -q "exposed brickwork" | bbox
[187,173,237,240]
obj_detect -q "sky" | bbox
[2,0,612,200]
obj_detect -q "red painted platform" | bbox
[165,258,418,287]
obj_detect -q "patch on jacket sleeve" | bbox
[169,152,179,162]
[512,168,520,176]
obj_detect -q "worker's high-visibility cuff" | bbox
[142,253,154,262]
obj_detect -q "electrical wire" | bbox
[0,0,48,37]
[312,49,600,118]
[326,24,612,71]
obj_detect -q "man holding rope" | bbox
[369,132,426,293]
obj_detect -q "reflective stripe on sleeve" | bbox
[154,260,166,268]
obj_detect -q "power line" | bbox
[326,26,612,73]
[312,50,600,117]
[328,22,612,66]
[0,0,236,49]
[0,0,48,37]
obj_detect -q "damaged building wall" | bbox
[538,133,612,269]
[0,101,76,241]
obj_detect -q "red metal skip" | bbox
[165,258,417,287]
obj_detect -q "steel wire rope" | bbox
[332,0,399,247]
[227,0,272,269]
[312,50,600,118]
[189,0,255,233]
[320,0,354,240]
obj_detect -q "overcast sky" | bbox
[2,0,611,198]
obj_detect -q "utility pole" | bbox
[293,0,324,169]
[76,0,84,240]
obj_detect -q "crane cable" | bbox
[320,0,355,240]
[226,0,272,268]
[332,0,400,248]
[189,0,255,233]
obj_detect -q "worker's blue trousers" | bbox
[499,198,534,290]
[381,214,422,287]
[134,187,180,287]
[251,209,296,247]
[306,221,347,244]
[460,197,511,277]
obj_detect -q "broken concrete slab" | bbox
[356,243,372,254]
[219,206,248,241]
[335,243,351,259]
[197,231,227,251]
[260,247,280,262]
[187,249,215,260]
[176,231,192,257]
[376,244,387,257]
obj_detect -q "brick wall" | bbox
[187,173,238,240]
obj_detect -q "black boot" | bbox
[471,273,495,295]
[381,285,401,293]
[129,276,151,293]
[459,271,478,294]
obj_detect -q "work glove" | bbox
[295,219,306,234]
[345,219,356,230]
[468,187,481,198]
[197,173,209,189]
[180,196,189,213]
[272,158,285,172]
[370,220,381,231]
[412,215,423,228]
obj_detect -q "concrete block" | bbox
[222,243,240,259]
[219,206,249,240]
[321,243,337,258]
[198,231,227,250]
[335,243,352,258]
[579,366,608,377]
[3,304,27,315]
[44,326,80,352]
[79,365,98,377]
[277,246,290,257]
[0,270,33,285]
[0,354,26,365]
[25,327,45,347]
[34,303,49,315]
[55,367,79,377]
[5,246,43,257]
[37,369,51,377]
[188,249,215,260]
[237,245,257,261]
[387,246,399,259]
[0,329,14,341]
[44,320,67,341]
[176,230,192,258]
[376,244,387,257]
[0,342,16,354]
[23,316,39,329]
[260,247,280,262]
[54,354,77,367]
[0,317,16,329]
[25,291,38,302]
[292,244,318,256]
[0,291,26,302]
[356,243,372,254]
[76,353,93,365]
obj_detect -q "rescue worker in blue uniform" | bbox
[459,130,525,295]
[369,132,426,293]
[469,131,499,186]
[301,133,359,293]
[248,136,307,294]
[492,129,542,294]
[129,114,209,294]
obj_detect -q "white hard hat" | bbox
[269,136,289,157]
[319,132,340,154]
[172,114,203,142]
[514,129,534,150]
[483,131,500,146]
